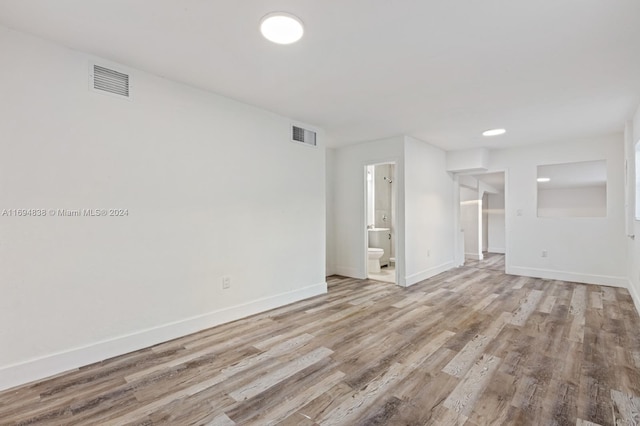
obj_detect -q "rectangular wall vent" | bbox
[92,64,130,98]
[292,125,317,147]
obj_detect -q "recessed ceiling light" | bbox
[260,12,304,45]
[537,177,551,182]
[482,128,506,137]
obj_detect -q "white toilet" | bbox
[368,248,384,273]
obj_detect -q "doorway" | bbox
[365,162,397,284]
[459,171,506,271]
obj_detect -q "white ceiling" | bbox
[1,0,639,151]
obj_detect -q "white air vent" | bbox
[292,125,317,147]
[91,64,130,98]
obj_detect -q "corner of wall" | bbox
[628,278,640,316]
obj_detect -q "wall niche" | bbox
[537,160,607,218]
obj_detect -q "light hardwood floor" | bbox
[1,258,639,425]
[464,252,505,272]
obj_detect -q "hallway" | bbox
[465,253,505,272]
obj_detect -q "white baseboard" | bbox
[487,247,505,254]
[334,265,365,279]
[0,282,327,392]
[508,266,627,288]
[628,279,640,316]
[465,253,483,260]
[405,261,455,287]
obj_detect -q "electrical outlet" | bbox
[541,250,548,258]
[222,276,231,289]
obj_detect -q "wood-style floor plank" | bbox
[1,254,639,425]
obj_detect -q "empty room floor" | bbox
[1,267,639,425]
[464,252,506,272]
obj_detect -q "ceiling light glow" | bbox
[537,177,551,182]
[260,12,304,45]
[482,128,506,137]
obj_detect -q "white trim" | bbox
[405,261,455,287]
[0,282,327,392]
[487,247,506,254]
[465,252,483,260]
[509,266,627,288]
[628,279,640,316]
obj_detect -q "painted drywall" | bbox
[0,26,326,390]
[627,107,640,313]
[403,136,456,284]
[460,186,482,260]
[330,135,455,287]
[459,174,479,188]
[326,148,336,276]
[331,136,405,281]
[390,163,397,261]
[366,165,375,227]
[374,164,393,229]
[488,193,506,253]
[446,148,489,172]
[537,185,607,217]
[372,163,394,267]
[489,136,627,286]
[482,193,489,252]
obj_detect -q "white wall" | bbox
[537,185,607,217]
[482,193,489,252]
[489,136,627,287]
[326,148,336,276]
[0,26,326,391]
[403,136,455,284]
[390,164,397,259]
[627,106,640,313]
[366,165,375,227]
[446,148,489,172]
[460,186,482,260]
[488,193,505,253]
[330,135,455,287]
[374,164,393,228]
[331,136,405,281]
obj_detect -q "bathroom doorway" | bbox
[365,162,397,284]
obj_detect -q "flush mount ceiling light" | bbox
[537,177,551,182]
[482,128,506,137]
[260,12,304,44]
